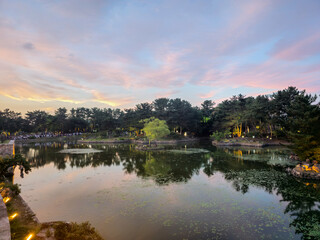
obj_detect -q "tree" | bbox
[142,117,170,145]
[0,154,31,180]
[25,110,48,132]
[200,100,215,136]
[201,100,215,118]
[53,107,68,132]
[153,98,169,120]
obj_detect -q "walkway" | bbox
[0,140,14,240]
[0,194,10,240]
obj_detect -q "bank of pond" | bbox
[8,141,320,239]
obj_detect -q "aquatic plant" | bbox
[58,148,103,154]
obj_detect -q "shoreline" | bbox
[15,136,81,144]
[212,139,291,147]
[78,138,200,145]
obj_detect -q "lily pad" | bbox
[58,148,103,154]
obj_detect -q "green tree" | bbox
[142,117,170,145]
[0,154,31,180]
[153,98,169,120]
[25,110,48,132]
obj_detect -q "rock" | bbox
[291,164,320,180]
[313,164,320,173]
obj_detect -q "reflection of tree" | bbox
[17,144,210,185]
[16,143,320,239]
[143,155,171,184]
[141,151,209,185]
[220,168,320,239]
[201,147,320,239]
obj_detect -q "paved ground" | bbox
[0,140,13,240]
[0,194,10,240]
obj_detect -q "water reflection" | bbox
[15,143,320,239]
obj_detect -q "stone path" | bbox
[0,140,14,240]
[0,194,10,240]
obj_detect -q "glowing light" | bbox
[301,165,319,173]
[9,213,18,220]
[302,165,312,171]
[26,233,34,240]
[3,197,10,203]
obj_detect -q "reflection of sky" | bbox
[1,0,320,113]
[14,158,298,239]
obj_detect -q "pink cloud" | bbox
[199,90,216,99]
[155,90,179,99]
[272,33,320,61]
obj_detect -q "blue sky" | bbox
[0,0,319,114]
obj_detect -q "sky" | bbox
[0,0,320,114]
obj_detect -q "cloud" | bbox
[155,90,179,99]
[271,33,320,61]
[0,0,319,112]
[22,42,34,50]
[90,90,133,107]
[199,90,216,99]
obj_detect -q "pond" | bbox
[14,141,320,240]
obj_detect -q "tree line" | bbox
[1,86,319,142]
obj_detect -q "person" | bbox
[19,165,24,178]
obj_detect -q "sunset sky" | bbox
[0,0,320,114]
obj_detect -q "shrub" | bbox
[167,132,184,140]
[210,130,231,141]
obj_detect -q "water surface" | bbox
[14,142,320,239]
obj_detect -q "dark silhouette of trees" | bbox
[0,86,319,159]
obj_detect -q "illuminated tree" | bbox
[142,117,170,145]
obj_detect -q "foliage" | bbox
[54,222,103,240]
[0,182,21,195]
[166,132,184,140]
[141,117,170,143]
[0,86,319,160]
[210,130,231,141]
[0,154,31,180]
[0,182,21,196]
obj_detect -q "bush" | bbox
[99,131,108,138]
[0,182,21,195]
[167,132,184,140]
[210,130,231,141]
[245,130,261,138]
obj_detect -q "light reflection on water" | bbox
[14,142,320,240]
